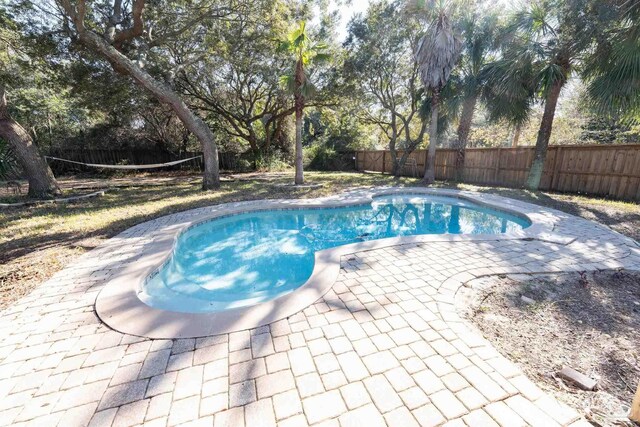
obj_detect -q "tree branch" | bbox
[113,0,145,47]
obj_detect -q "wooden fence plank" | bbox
[356,144,640,201]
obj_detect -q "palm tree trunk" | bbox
[75,27,220,190]
[294,105,304,185]
[454,94,477,182]
[0,87,61,198]
[422,91,439,184]
[294,59,305,185]
[511,125,521,147]
[525,79,563,191]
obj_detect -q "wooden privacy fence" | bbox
[355,144,640,201]
[46,149,240,174]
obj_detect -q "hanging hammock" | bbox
[44,155,202,170]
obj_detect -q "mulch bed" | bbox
[465,270,640,426]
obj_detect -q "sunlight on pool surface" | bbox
[140,195,530,313]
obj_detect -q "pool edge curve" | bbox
[95,187,569,339]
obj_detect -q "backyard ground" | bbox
[1,171,639,426]
[1,171,638,310]
[465,270,640,426]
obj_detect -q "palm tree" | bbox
[452,8,500,181]
[483,0,594,191]
[415,7,462,185]
[278,22,328,185]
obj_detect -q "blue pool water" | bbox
[140,195,530,313]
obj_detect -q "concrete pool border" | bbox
[95,188,572,339]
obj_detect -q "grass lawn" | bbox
[1,171,638,309]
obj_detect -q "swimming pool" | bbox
[139,194,530,313]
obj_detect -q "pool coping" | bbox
[95,187,572,339]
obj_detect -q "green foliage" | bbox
[305,144,338,170]
[303,109,363,170]
[580,117,639,144]
[583,1,640,122]
[3,0,640,181]
[1,6,94,150]
[0,139,19,180]
[438,3,505,146]
[480,0,627,130]
[173,0,296,156]
[252,151,292,172]
[304,109,370,150]
[277,22,330,66]
[343,1,431,152]
[278,20,331,99]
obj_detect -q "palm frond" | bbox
[415,11,463,90]
[481,57,536,127]
[300,80,317,99]
[279,74,296,93]
[277,20,330,99]
[276,40,292,54]
[584,19,640,121]
[0,138,18,180]
[536,62,567,96]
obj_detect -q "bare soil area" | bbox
[466,270,640,426]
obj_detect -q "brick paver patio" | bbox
[1,191,639,426]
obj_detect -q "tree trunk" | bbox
[454,94,477,182]
[389,116,400,177]
[395,153,407,178]
[294,106,304,185]
[294,59,305,185]
[397,145,419,178]
[0,87,61,198]
[75,29,220,189]
[525,79,564,191]
[511,125,521,147]
[390,150,399,177]
[422,91,439,185]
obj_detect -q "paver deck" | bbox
[1,189,639,427]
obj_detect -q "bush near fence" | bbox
[355,144,640,201]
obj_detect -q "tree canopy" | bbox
[2,0,640,195]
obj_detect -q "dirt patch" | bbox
[465,270,640,426]
[0,246,88,308]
